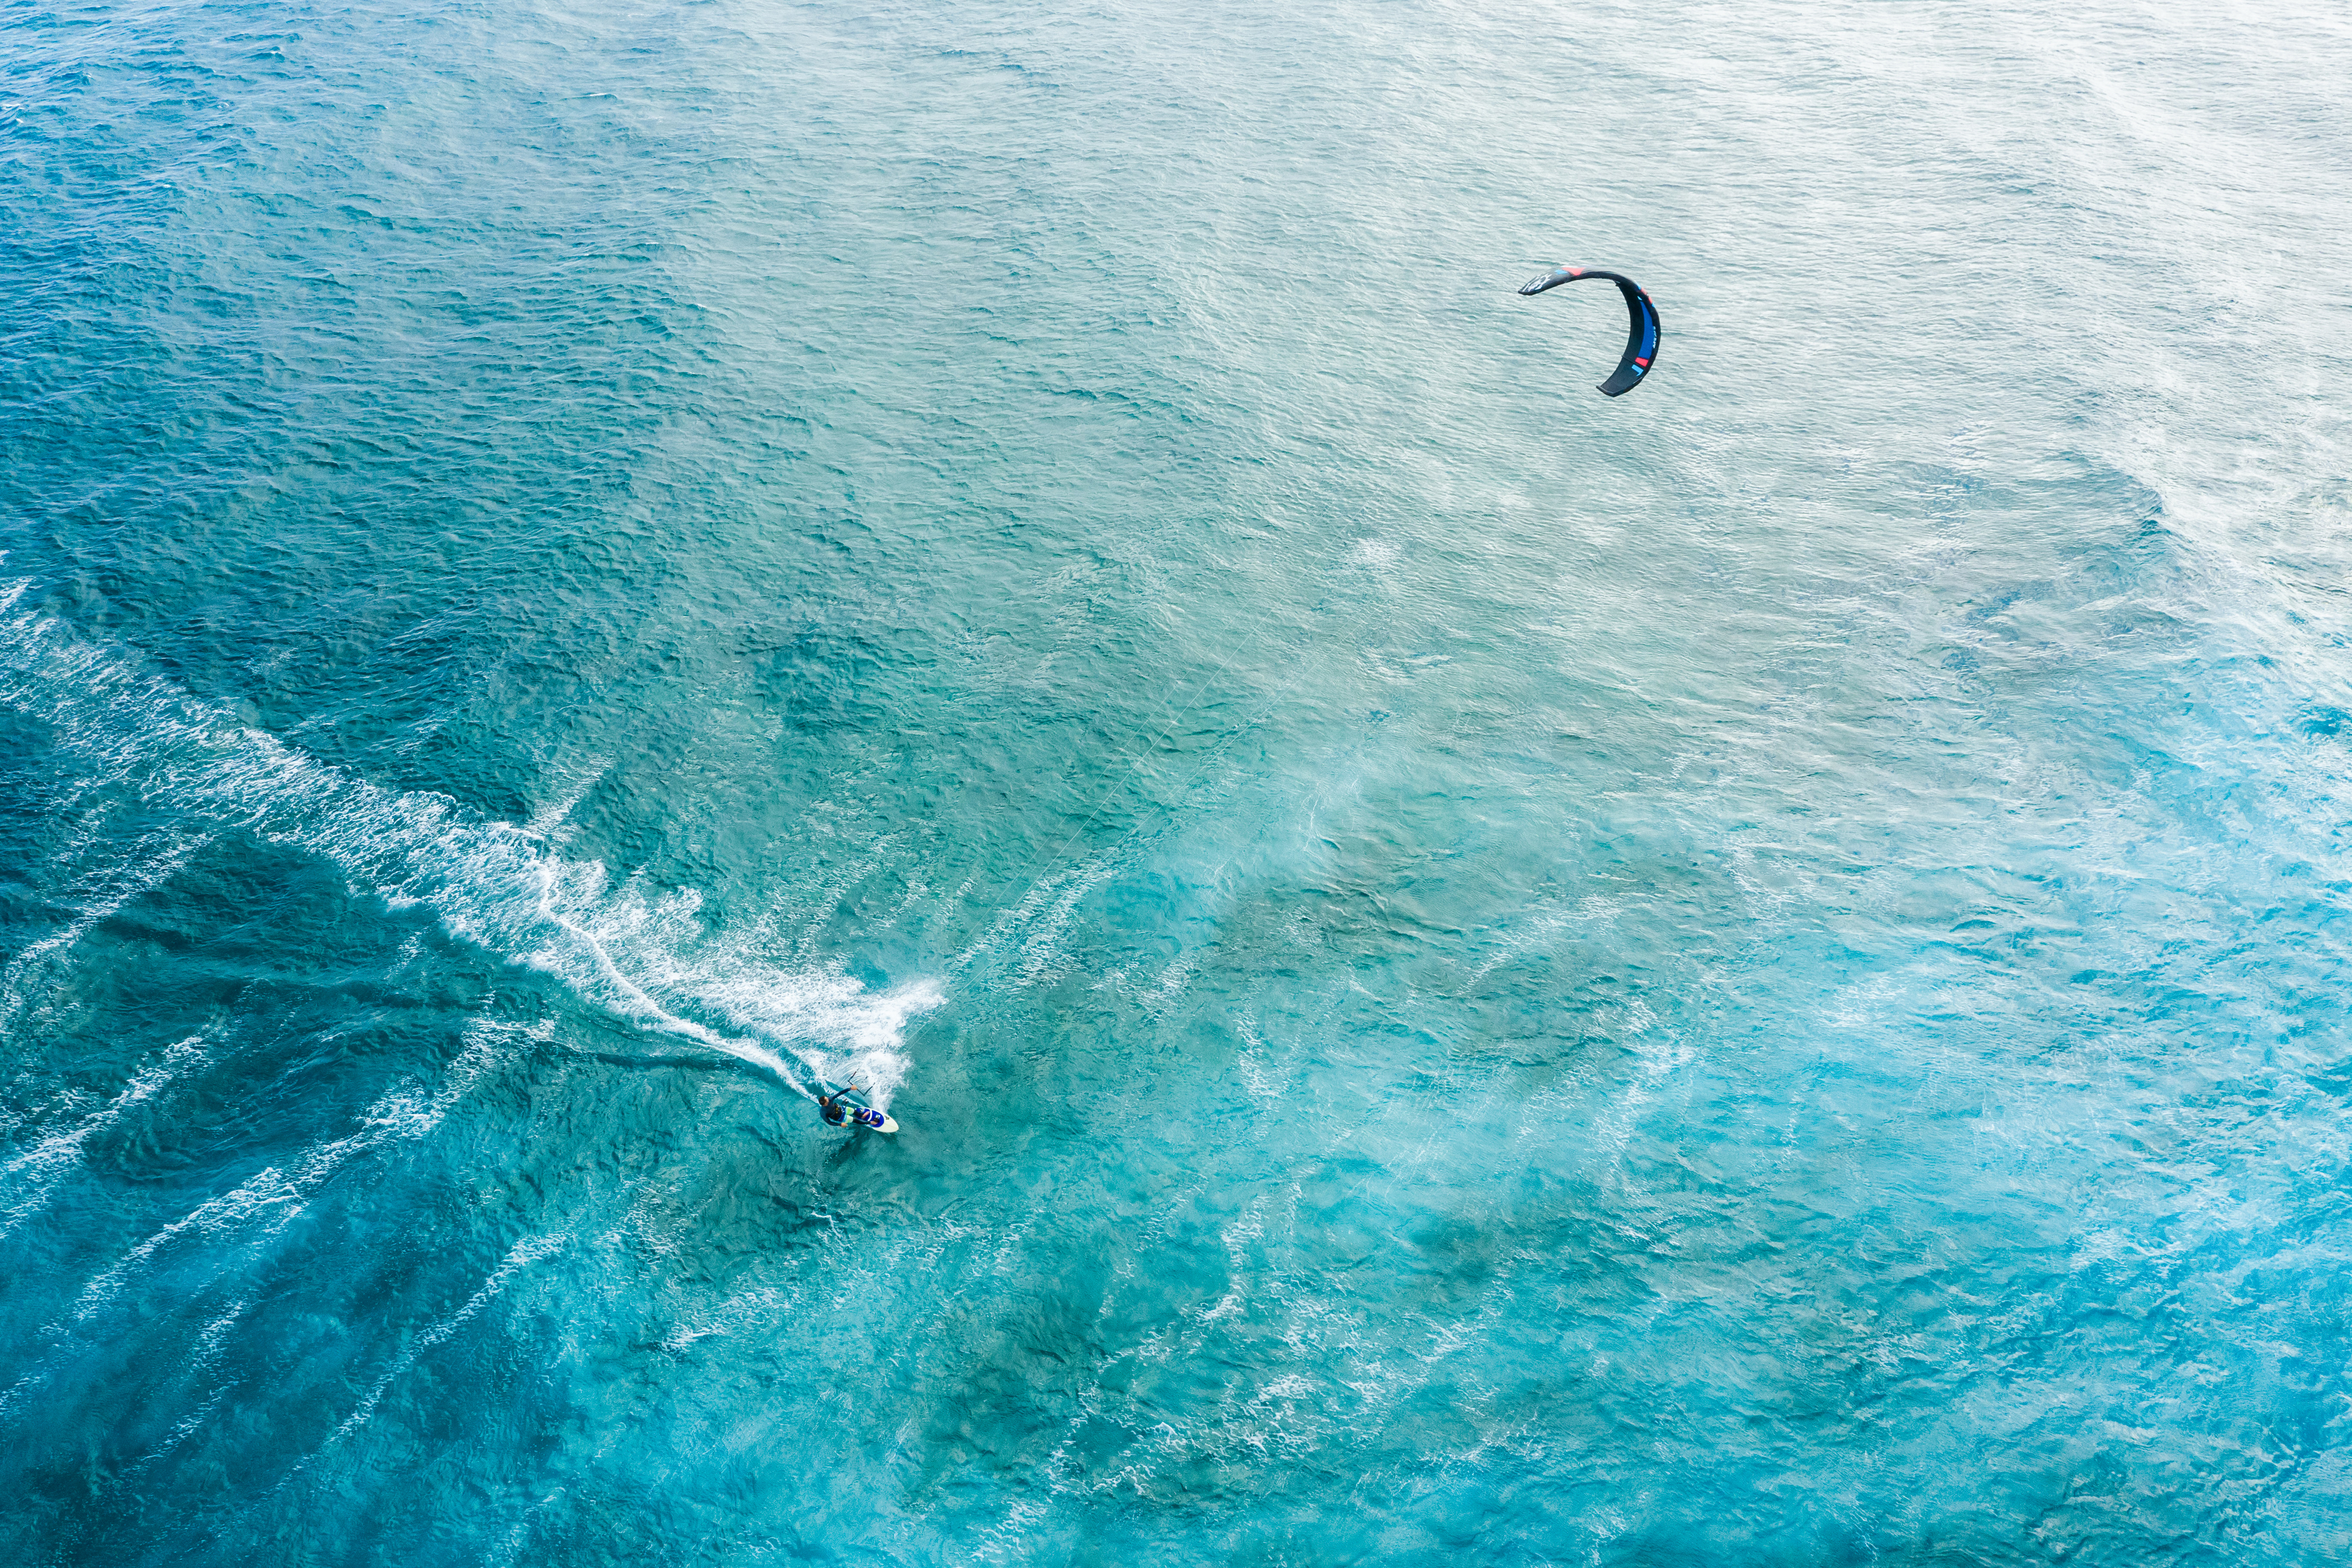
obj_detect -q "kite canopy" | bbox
[1517,266,1661,398]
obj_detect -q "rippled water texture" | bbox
[5,1,2351,1562]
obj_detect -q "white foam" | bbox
[0,581,939,1100]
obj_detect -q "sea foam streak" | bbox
[0,580,937,1100]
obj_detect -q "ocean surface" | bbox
[4,1,2350,1562]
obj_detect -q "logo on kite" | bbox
[1517,265,1663,398]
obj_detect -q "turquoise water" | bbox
[5,0,2352,1561]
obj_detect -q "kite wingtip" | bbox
[1519,265,1582,296]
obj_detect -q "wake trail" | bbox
[0,579,936,1100]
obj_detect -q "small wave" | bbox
[0,826,212,1033]
[0,1016,544,1424]
[0,1031,213,1240]
[320,1231,566,1450]
[955,860,1113,990]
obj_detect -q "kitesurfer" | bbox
[818,1084,865,1127]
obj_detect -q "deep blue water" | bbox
[5,1,2352,1562]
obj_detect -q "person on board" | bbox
[818,1085,866,1127]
